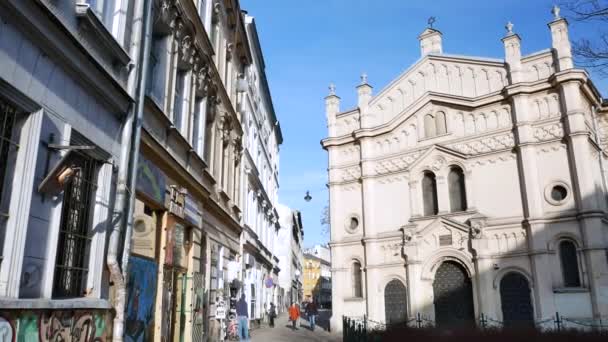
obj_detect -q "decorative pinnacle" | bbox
[328,83,336,96]
[505,21,514,35]
[360,73,368,85]
[552,5,561,20]
[427,16,436,29]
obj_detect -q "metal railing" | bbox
[343,312,608,341]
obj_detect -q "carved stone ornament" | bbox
[154,0,178,31]
[179,36,195,67]
[468,216,487,239]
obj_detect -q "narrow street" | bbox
[251,310,340,342]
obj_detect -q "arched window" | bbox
[422,171,438,216]
[448,166,467,212]
[352,261,363,297]
[424,114,436,138]
[559,240,581,287]
[436,111,447,135]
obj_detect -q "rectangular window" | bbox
[53,144,98,298]
[173,70,186,132]
[0,99,19,264]
[192,97,207,156]
[198,0,206,25]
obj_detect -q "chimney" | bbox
[357,74,373,129]
[325,83,340,137]
[419,28,443,56]
[502,21,523,84]
[548,5,573,71]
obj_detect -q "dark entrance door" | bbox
[500,272,534,328]
[384,279,407,325]
[432,261,475,328]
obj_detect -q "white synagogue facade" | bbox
[323,9,608,331]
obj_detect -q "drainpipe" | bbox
[106,0,153,341]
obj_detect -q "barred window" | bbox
[352,261,363,298]
[53,147,98,298]
[0,99,19,265]
[422,171,438,216]
[559,240,581,287]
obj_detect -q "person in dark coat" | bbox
[268,302,277,327]
[305,300,319,331]
[236,294,250,342]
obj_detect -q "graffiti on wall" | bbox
[0,311,108,342]
[126,256,158,342]
[39,312,106,341]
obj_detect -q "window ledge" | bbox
[344,297,365,302]
[75,3,131,67]
[411,210,477,222]
[553,287,589,293]
[0,298,112,310]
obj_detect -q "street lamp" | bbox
[304,191,312,202]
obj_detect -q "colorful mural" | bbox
[126,256,158,342]
[0,310,109,342]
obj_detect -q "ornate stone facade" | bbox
[323,9,608,332]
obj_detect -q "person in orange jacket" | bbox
[288,302,300,330]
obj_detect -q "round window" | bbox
[544,181,570,206]
[350,217,359,230]
[345,214,361,233]
[551,185,568,202]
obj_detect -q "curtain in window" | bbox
[559,240,581,287]
[448,167,467,212]
[422,172,438,216]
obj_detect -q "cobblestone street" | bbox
[251,310,340,342]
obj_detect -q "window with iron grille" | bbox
[53,147,98,298]
[0,98,19,267]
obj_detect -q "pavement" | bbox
[250,310,341,342]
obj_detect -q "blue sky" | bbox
[240,0,608,248]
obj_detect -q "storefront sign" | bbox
[136,154,166,205]
[184,194,202,227]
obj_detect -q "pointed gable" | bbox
[366,55,508,128]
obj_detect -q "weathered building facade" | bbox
[0,0,283,341]
[324,9,608,332]
[276,204,304,310]
[133,0,251,341]
[240,12,283,327]
[0,0,137,340]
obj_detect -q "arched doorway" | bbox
[500,272,534,328]
[384,279,407,325]
[432,261,475,327]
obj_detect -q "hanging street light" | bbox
[304,190,312,202]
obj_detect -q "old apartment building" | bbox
[0,0,284,341]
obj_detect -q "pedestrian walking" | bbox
[268,302,277,328]
[236,294,250,342]
[288,302,300,330]
[305,300,319,331]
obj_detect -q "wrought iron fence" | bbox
[343,312,608,341]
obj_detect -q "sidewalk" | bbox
[250,313,341,342]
